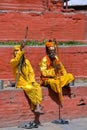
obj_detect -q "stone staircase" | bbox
[0,78,87,127]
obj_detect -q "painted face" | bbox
[48,46,56,60]
[13,49,20,57]
[13,46,20,57]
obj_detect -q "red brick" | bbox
[0,11,86,42]
[0,46,87,80]
[0,87,87,127]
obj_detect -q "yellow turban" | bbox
[45,41,56,47]
[14,45,21,51]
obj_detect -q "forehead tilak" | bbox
[48,46,55,50]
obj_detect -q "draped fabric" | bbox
[39,55,74,103]
[10,49,42,110]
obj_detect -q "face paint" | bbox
[13,49,19,57]
[48,46,56,60]
[13,45,21,57]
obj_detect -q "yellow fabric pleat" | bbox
[10,50,42,110]
[39,56,74,103]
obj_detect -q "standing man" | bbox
[39,40,74,106]
[10,42,44,114]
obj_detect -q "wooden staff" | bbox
[15,26,28,88]
[53,38,63,106]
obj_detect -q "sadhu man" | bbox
[39,40,74,107]
[10,42,44,114]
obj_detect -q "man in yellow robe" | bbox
[39,40,74,106]
[10,43,44,114]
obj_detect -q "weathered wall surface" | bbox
[0,0,45,11]
[0,1,87,128]
[0,12,86,42]
[0,0,86,42]
[0,87,87,127]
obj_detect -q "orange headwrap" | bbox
[45,41,56,48]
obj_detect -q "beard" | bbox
[48,53,56,60]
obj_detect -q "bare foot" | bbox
[34,109,45,114]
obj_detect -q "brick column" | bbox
[48,0,64,11]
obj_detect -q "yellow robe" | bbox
[39,55,74,103]
[10,50,42,110]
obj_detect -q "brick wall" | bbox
[0,1,87,127]
[0,0,44,11]
[0,1,86,42]
[0,45,87,127]
[0,46,87,81]
[0,12,86,42]
[0,87,87,127]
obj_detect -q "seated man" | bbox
[39,40,74,106]
[10,42,44,114]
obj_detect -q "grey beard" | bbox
[48,53,55,60]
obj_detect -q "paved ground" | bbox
[0,118,87,130]
[59,118,87,130]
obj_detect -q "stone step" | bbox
[75,78,87,87]
[0,86,87,127]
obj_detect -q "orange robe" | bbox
[39,55,74,103]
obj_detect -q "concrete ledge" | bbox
[0,86,87,127]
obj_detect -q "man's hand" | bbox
[20,42,26,50]
[56,64,61,70]
[54,64,61,74]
